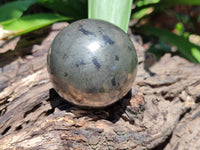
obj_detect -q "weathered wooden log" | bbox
[0,22,200,150]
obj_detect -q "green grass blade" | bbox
[138,26,200,63]
[0,0,38,23]
[133,0,200,19]
[1,13,70,37]
[88,0,133,33]
[160,0,200,5]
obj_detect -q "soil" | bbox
[0,22,200,150]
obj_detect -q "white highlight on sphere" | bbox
[88,41,100,52]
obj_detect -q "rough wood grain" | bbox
[0,22,200,150]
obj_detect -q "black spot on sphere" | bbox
[103,35,114,45]
[128,46,132,51]
[79,60,86,65]
[98,26,103,34]
[111,77,116,86]
[76,60,86,67]
[62,54,68,60]
[64,72,68,77]
[92,57,101,70]
[115,55,119,61]
[78,25,96,36]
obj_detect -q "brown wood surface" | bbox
[0,22,200,150]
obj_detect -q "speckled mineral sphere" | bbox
[47,19,138,107]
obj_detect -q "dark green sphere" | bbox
[47,19,138,107]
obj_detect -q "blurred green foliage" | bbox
[133,0,200,63]
[0,0,87,38]
[0,0,200,63]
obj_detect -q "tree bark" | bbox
[0,22,200,150]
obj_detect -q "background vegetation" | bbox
[0,0,200,63]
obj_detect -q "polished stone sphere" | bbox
[47,19,138,107]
